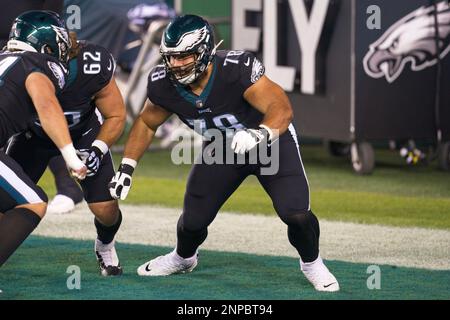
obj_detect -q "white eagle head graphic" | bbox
[363,1,450,83]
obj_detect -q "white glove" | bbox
[59,143,87,180]
[108,158,136,200]
[231,127,271,155]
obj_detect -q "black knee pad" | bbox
[177,215,208,240]
[281,211,318,235]
[94,210,122,245]
[284,211,320,262]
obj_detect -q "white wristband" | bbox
[92,139,109,155]
[259,124,275,141]
[60,143,83,169]
[122,157,137,168]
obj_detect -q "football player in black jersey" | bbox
[109,15,339,291]
[6,30,126,276]
[0,11,87,267]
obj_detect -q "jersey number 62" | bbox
[83,51,101,74]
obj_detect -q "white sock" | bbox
[300,255,323,270]
[174,249,197,262]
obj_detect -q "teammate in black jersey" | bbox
[6,31,126,276]
[109,15,339,291]
[0,11,87,267]
[0,2,77,215]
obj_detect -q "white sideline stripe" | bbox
[0,161,42,203]
[287,124,311,211]
[34,204,450,271]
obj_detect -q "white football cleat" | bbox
[300,255,340,292]
[95,239,123,276]
[47,194,76,214]
[137,250,198,276]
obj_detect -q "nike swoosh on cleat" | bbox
[323,282,336,288]
[145,263,152,272]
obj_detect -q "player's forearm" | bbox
[26,73,72,148]
[93,78,127,148]
[123,116,155,163]
[244,76,294,137]
[35,98,73,149]
[36,100,85,172]
[260,100,293,137]
[95,114,126,148]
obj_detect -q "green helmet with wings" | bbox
[7,10,71,63]
[160,14,220,85]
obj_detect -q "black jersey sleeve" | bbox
[146,65,173,111]
[237,51,265,92]
[22,54,67,93]
[79,43,115,92]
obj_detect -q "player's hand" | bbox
[109,162,135,200]
[70,163,88,180]
[59,143,88,180]
[76,146,103,177]
[231,128,270,154]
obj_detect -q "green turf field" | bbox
[0,236,448,300]
[2,144,448,300]
[38,144,450,229]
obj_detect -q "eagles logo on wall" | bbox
[363,1,450,83]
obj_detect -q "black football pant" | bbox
[176,124,320,263]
